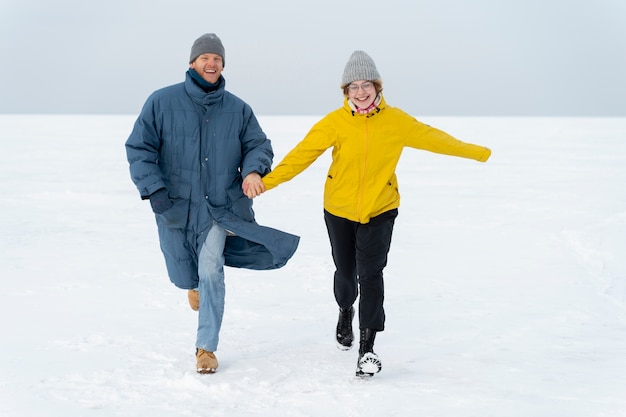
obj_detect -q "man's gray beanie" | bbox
[189,33,225,66]
[341,50,381,86]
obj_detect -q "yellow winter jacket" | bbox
[262,96,491,224]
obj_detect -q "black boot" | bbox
[356,329,382,377]
[336,306,354,350]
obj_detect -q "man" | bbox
[125,33,299,374]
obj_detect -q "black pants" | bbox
[324,209,398,331]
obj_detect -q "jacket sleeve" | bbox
[404,113,491,162]
[262,117,334,190]
[125,96,167,199]
[239,105,274,178]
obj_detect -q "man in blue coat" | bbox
[125,33,299,374]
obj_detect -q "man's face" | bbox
[189,53,224,84]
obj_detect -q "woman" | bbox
[250,50,491,377]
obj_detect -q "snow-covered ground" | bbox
[1,114,625,417]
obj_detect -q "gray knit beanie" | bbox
[189,33,225,66]
[341,50,381,86]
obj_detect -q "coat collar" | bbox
[343,94,386,118]
[184,71,225,107]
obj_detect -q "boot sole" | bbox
[336,340,353,351]
[356,352,382,377]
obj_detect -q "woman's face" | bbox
[347,80,376,109]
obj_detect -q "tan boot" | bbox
[196,348,218,374]
[187,289,199,311]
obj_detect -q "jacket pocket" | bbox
[227,190,254,222]
[157,182,192,229]
[377,178,400,211]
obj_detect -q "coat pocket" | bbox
[157,182,192,229]
[227,192,254,222]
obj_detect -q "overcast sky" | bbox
[1,0,625,116]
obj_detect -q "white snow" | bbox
[1,114,625,416]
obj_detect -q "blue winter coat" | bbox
[125,72,300,289]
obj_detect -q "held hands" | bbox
[242,172,266,199]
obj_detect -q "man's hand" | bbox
[148,188,174,214]
[242,172,266,198]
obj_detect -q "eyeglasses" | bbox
[348,81,374,93]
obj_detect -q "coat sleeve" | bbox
[239,105,274,178]
[125,96,167,199]
[402,112,491,162]
[262,117,335,190]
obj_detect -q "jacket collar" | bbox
[184,71,225,106]
[344,94,385,118]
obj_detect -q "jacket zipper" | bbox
[357,118,369,222]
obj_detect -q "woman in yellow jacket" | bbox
[247,50,491,377]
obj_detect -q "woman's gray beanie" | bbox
[341,50,381,86]
[189,33,225,66]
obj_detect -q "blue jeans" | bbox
[195,222,227,352]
